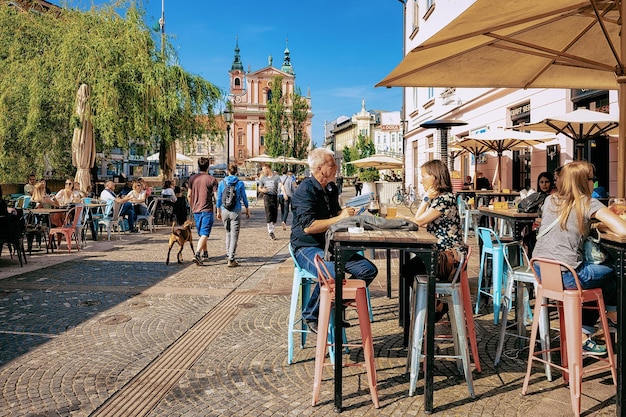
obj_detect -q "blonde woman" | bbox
[31,181,63,227]
[534,161,626,355]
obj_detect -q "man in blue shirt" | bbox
[290,148,377,333]
[216,163,250,267]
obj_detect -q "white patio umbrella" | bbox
[347,154,403,170]
[146,152,193,165]
[457,129,555,188]
[246,154,280,163]
[376,0,626,197]
[522,108,619,160]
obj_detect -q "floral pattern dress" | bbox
[425,192,463,251]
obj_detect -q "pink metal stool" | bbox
[522,258,617,417]
[311,254,379,408]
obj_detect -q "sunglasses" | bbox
[66,182,73,185]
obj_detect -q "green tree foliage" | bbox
[264,76,286,157]
[354,134,379,182]
[0,1,223,182]
[290,88,310,160]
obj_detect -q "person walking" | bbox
[216,163,250,267]
[258,164,280,240]
[188,157,218,265]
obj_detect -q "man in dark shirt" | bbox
[290,148,377,333]
[188,156,218,266]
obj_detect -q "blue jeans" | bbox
[119,202,136,230]
[295,246,378,322]
[534,262,616,334]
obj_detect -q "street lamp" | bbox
[223,107,233,165]
[281,128,289,165]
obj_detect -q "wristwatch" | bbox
[423,196,430,202]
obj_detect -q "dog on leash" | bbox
[165,220,195,265]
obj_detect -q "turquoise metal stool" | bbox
[475,227,506,324]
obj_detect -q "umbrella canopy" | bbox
[522,108,619,160]
[449,140,493,189]
[146,152,193,164]
[457,129,555,187]
[275,156,310,166]
[246,154,280,163]
[377,0,626,197]
[347,154,403,170]
[71,84,96,193]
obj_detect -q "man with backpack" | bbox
[216,163,250,267]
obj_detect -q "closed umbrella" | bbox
[376,0,626,197]
[71,83,96,194]
[522,108,619,160]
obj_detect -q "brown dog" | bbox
[165,220,195,265]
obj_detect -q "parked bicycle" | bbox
[392,185,418,214]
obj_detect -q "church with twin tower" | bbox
[227,39,314,165]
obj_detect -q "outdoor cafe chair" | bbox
[48,205,83,253]
[97,200,124,241]
[475,226,507,324]
[136,199,157,232]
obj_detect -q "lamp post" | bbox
[281,128,288,165]
[223,107,233,166]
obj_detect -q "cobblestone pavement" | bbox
[0,191,617,416]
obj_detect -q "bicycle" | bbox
[392,185,419,214]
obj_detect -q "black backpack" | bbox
[223,181,238,211]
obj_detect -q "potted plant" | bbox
[359,168,380,197]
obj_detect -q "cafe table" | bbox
[474,191,520,207]
[595,227,626,416]
[332,229,438,412]
[478,207,539,241]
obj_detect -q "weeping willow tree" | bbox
[0,0,223,183]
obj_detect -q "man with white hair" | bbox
[290,148,377,333]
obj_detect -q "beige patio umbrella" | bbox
[347,154,403,170]
[377,0,626,197]
[449,140,492,190]
[71,83,96,194]
[457,129,555,189]
[146,151,193,164]
[246,154,280,163]
[522,108,619,160]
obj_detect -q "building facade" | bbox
[400,0,620,196]
[226,40,313,166]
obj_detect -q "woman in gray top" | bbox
[533,161,626,355]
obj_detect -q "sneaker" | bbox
[282,222,287,230]
[192,254,204,266]
[305,320,318,334]
[201,251,209,261]
[582,338,607,356]
[269,232,276,240]
[130,228,140,233]
[227,259,239,268]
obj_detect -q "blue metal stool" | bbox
[475,227,506,324]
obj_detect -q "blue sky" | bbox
[84,0,405,147]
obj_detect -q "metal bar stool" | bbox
[311,254,379,408]
[406,248,476,398]
[475,227,506,324]
[522,258,617,416]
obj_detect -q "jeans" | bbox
[534,262,617,335]
[279,195,290,224]
[296,246,378,322]
[222,208,241,261]
[119,202,136,230]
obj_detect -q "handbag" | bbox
[582,228,608,264]
[517,192,546,213]
[436,247,464,282]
